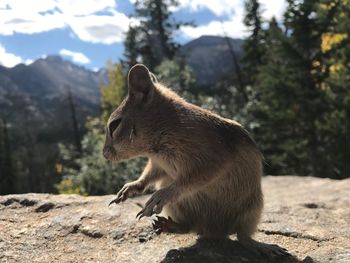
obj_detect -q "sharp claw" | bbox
[109,193,124,206]
[152,218,161,227]
[156,216,166,223]
[108,199,116,206]
[136,210,144,219]
[155,228,162,235]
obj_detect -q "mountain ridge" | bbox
[0,35,243,132]
[0,35,243,91]
[0,55,106,122]
[181,35,243,86]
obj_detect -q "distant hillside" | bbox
[0,56,106,140]
[180,35,243,86]
[0,56,108,193]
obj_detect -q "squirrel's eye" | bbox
[109,118,122,137]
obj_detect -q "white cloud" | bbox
[0,10,65,35]
[260,0,287,21]
[179,0,286,40]
[177,0,286,19]
[177,0,241,16]
[55,0,116,16]
[0,44,23,67]
[59,49,91,64]
[0,0,57,14]
[0,0,131,44]
[0,0,287,44]
[0,45,21,67]
[67,11,130,44]
[0,45,34,67]
[181,16,247,39]
[179,0,245,39]
[24,59,34,65]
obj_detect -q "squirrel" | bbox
[103,64,289,257]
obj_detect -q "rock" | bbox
[0,176,349,263]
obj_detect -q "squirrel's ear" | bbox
[128,64,153,96]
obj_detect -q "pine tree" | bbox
[250,1,327,176]
[122,25,139,73]
[155,58,196,97]
[0,118,15,194]
[282,0,327,176]
[315,0,350,178]
[66,86,82,154]
[124,0,185,71]
[247,18,307,175]
[0,119,4,191]
[248,0,350,178]
[242,0,265,85]
[282,0,350,177]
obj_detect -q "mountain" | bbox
[0,55,106,118]
[180,35,243,86]
[0,56,106,139]
[0,56,109,193]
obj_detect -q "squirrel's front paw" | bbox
[109,180,145,206]
[136,185,177,219]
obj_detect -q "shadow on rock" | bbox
[161,238,314,263]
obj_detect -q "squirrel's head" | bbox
[102,64,159,162]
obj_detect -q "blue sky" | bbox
[0,0,286,70]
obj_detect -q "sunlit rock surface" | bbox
[0,176,349,263]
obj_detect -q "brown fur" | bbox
[103,64,264,240]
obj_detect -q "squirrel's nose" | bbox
[103,146,116,160]
[102,148,109,159]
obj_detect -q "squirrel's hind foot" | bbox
[152,216,189,234]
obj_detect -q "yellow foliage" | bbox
[312,60,321,67]
[311,60,326,76]
[321,33,348,53]
[329,63,342,73]
[100,62,126,123]
[319,2,336,10]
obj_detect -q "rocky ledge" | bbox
[0,176,349,263]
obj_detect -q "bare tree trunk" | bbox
[0,118,15,194]
[66,86,82,154]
